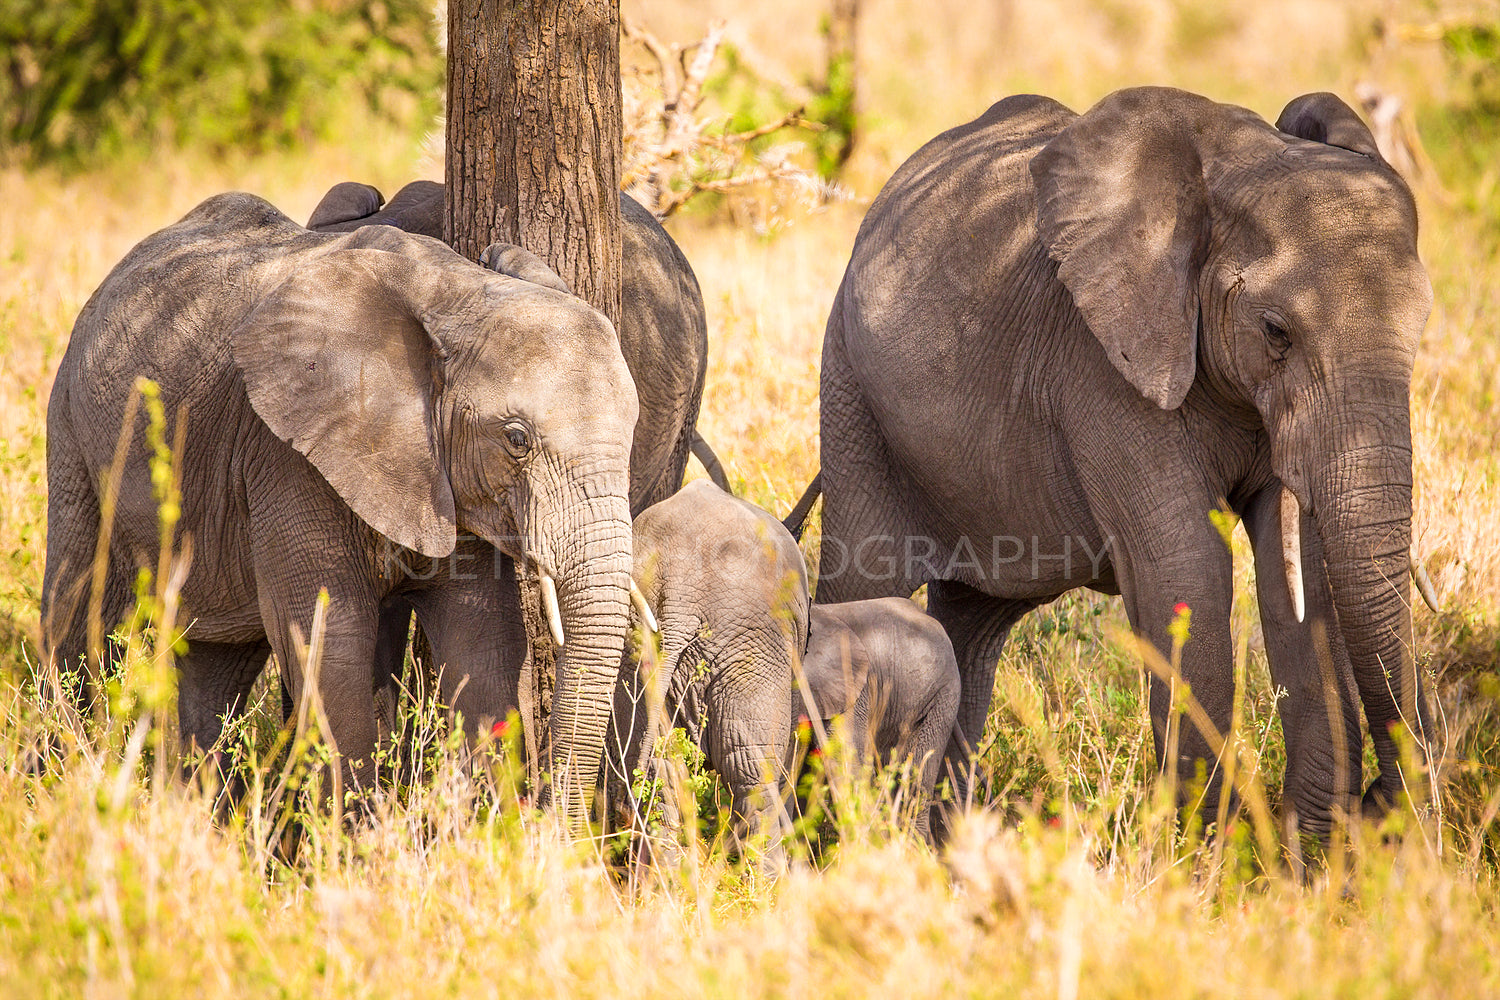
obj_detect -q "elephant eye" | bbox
[1263,318,1293,358]
[499,419,533,459]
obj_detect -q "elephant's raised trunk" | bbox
[1306,382,1431,811]
[536,476,634,830]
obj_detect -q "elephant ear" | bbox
[1275,92,1384,162]
[1030,87,1214,410]
[231,249,458,558]
[307,182,383,230]
[478,242,574,295]
[799,609,871,720]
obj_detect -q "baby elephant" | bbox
[796,598,960,841]
[605,479,959,857]
[606,479,809,857]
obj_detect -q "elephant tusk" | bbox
[538,568,565,647]
[1410,551,1441,614]
[629,579,659,634]
[1280,485,1305,624]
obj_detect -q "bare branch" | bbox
[621,19,848,222]
[622,19,680,99]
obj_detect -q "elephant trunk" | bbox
[536,473,634,830]
[1304,382,1431,810]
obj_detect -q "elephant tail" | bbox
[783,471,823,541]
[690,430,732,493]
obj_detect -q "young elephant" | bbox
[796,598,959,841]
[605,479,809,854]
[42,193,639,819]
[307,181,730,739]
[306,180,726,511]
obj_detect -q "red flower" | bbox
[1173,602,1190,615]
[808,747,823,759]
[491,719,511,738]
[1046,816,1062,828]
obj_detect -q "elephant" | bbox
[307,180,729,737]
[605,479,809,855]
[797,598,960,841]
[810,87,1435,839]
[306,179,727,511]
[40,192,638,822]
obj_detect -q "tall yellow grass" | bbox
[2,1,1499,995]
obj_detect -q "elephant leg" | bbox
[633,629,700,844]
[816,303,925,604]
[249,507,382,799]
[906,672,962,844]
[262,595,381,799]
[409,570,526,741]
[1244,485,1363,840]
[371,593,417,730]
[279,591,407,730]
[925,580,1034,816]
[178,638,273,787]
[55,564,134,716]
[40,444,135,713]
[1109,520,1237,826]
[605,654,647,827]
[40,436,102,701]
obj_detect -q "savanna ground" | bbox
[3,0,1500,995]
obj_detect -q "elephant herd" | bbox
[41,86,1436,850]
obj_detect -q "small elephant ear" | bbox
[799,610,871,719]
[380,181,446,240]
[1030,87,1214,410]
[478,243,574,295]
[231,250,458,558]
[1275,92,1384,162]
[307,182,384,230]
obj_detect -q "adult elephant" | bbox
[307,180,728,509]
[813,88,1434,838]
[41,192,638,822]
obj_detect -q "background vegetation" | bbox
[0,0,441,164]
[1,0,1499,995]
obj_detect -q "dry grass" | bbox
[3,0,1500,995]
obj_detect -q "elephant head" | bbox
[1030,88,1432,808]
[231,223,639,820]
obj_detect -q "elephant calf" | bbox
[797,598,960,841]
[42,193,639,819]
[605,481,958,855]
[605,479,809,856]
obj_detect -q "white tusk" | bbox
[539,569,565,647]
[1281,485,1305,624]
[629,579,659,634]
[1410,551,1441,614]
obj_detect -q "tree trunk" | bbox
[445,0,626,817]
[445,0,624,326]
[819,0,860,175]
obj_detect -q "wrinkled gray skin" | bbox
[605,480,809,853]
[797,598,959,841]
[42,193,638,816]
[307,180,716,511]
[817,88,1434,838]
[308,181,723,720]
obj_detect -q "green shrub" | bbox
[0,0,441,165]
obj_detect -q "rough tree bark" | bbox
[445,0,624,326]
[444,0,625,802]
